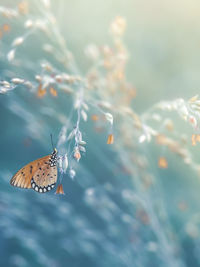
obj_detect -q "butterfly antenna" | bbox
[50,133,55,150]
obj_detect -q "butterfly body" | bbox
[10,148,58,193]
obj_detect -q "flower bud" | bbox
[62,154,68,173]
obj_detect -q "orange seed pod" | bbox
[56,184,65,195]
[18,1,29,15]
[37,84,46,98]
[158,157,168,169]
[50,87,57,97]
[107,134,114,144]
[91,115,99,121]
[74,150,81,161]
[192,134,196,146]
[2,24,11,32]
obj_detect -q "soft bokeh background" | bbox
[1,0,200,266]
[55,0,200,110]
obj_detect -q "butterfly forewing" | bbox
[10,150,58,193]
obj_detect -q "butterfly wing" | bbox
[31,163,57,193]
[10,155,56,192]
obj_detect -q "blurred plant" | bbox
[0,1,200,191]
[1,1,200,265]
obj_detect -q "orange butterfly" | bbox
[10,148,58,193]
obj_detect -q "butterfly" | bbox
[10,148,58,193]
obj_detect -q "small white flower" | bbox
[0,81,10,87]
[55,75,62,82]
[139,135,146,143]
[12,37,24,47]
[24,19,33,28]
[79,146,86,153]
[23,81,33,89]
[105,112,113,125]
[98,101,112,109]
[82,102,89,111]
[75,130,82,144]
[7,49,15,61]
[11,78,24,84]
[69,169,76,179]
[81,110,88,121]
[62,154,68,173]
[35,75,42,82]
[58,157,63,169]
[0,87,8,94]
[79,140,86,145]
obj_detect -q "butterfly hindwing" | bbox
[31,163,57,193]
